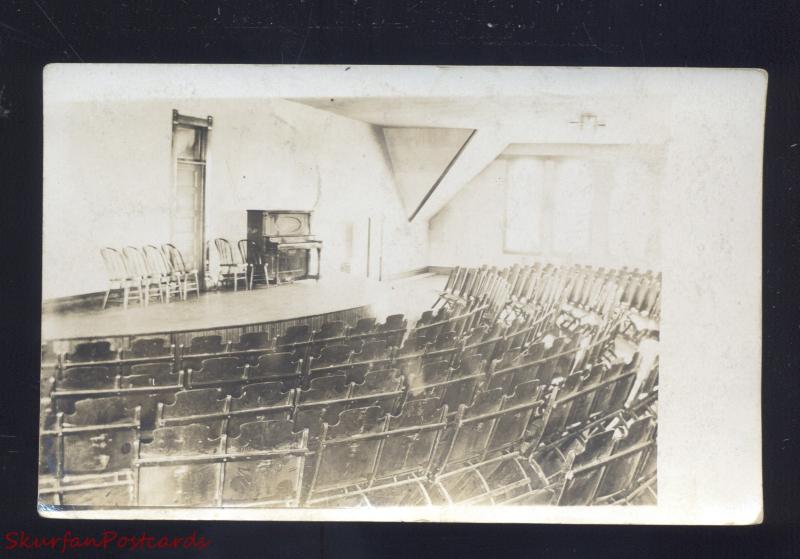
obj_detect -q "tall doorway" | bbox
[171,110,212,290]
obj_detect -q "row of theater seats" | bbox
[40,262,660,508]
[438,262,660,344]
[40,310,657,507]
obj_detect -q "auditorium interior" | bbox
[39,85,661,510]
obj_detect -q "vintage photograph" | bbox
[38,65,759,520]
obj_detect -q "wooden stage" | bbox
[42,272,445,352]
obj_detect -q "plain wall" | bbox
[43,98,428,300]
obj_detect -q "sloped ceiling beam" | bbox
[409,130,509,222]
[382,127,475,219]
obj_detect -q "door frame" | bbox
[171,110,212,291]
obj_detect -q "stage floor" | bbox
[42,272,446,342]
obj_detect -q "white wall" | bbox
[428,148,663,271]
[43,98,428,300]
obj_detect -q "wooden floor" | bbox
[42,272,446,343]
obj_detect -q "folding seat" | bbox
[63,340,118,364]
[417,310,435,325]
[121,362,179,387]
[296,374,349,404]
[400,329,430,355]
[463,325,488,347]
[404,359,450,397]
[376,314,407,347]
[233,331,272,351]
[137,424,224,507]
[552,336,581,377]
[371,398,449,486]
[293,375,351,445]
[183,335,228,360]
[56,365,118,390]
[488,345,542,394]
[127,337,172,358]
[534,373,584,447]
[222,420,309,507]
[306,406,389,500]
[433,330,458,350]
[226,333,274,366]
[481,382,544,458]
[437,388,505,471]
[438,358,484,412]
[39,396,141,506]
[586,362,626,418]
[157,387,229,436]
[463,334,502,364]
[478,454,546,505]
[606,367,638,414]
[247,352,302,390]
[276,325,312,357]
[433,267,464,309]
[307,344,353,378]
[350,368,404,415]
[348,317,377,337]
[227,382,295,437]
[345,337,365,355]
[563,365,605,429]
[354,339,390,362]
[314,321,347,341]
[309,321,347,354]
[188,335,227,356]
[186,356,247,392]
[594,416,656,503]
[533,339,568,386]
[46,397,141,478]
[555,430,617,505]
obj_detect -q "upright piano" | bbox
[246,210,322,283]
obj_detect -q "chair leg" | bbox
[249,266,254,290]
[263,264,269,289]
[102,286,111,309]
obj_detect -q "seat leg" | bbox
[123,285,129,309]
[263,264,269,289]
[102,286,111,309]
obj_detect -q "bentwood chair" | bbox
[143,245,182,303]
[238,239,269,290]
[161,244,200,300]
[100,247,144,310]
[122,246,161,306]
[213,238,249,291]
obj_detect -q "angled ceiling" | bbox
[381,127,474,219]
[292,95,669,222]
